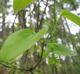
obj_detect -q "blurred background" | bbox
[0,0,80,74]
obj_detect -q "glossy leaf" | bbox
[13,0,33,13]
[61,9,80,26]
[0,26,48,63]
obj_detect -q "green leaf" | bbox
[48,58,61,66]
[47,43,76,56]
[0,0,2,13]
[13,0,33,13]
[61,9,80,26]
[0,26,48,63]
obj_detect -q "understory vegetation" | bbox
[0,0,80,74]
